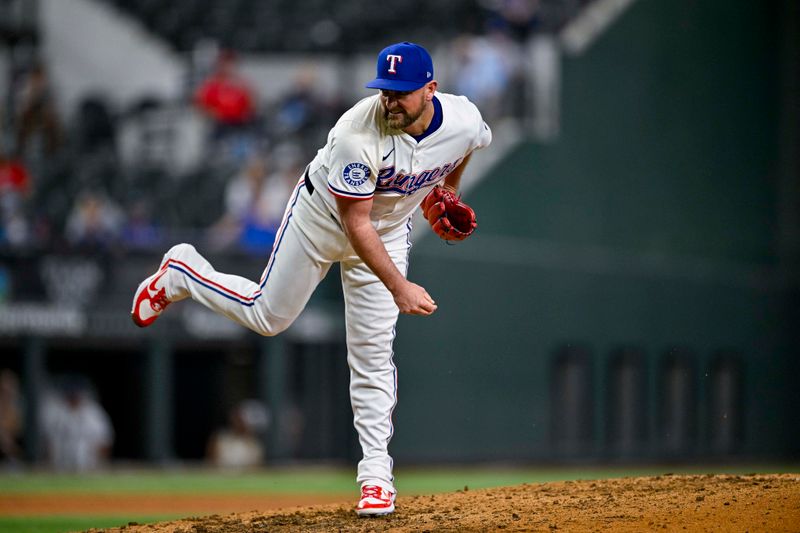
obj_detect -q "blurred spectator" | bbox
[14,61,62,157]
[209,147,297,252]
[449,33,515,122]
[194,50,258,161]
[121,198,162,249]
[194,50,255,125]
[0,150,32,247]
[273,68,327,143]
[40,375,114,471]
[211,143,305,253]
[65,191,125,248]
[0,369,23,466]
[207,399,268,469]
[0,151,31,195]
[210,152,271,250]
[240,145,302,254]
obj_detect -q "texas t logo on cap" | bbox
[366,42,434,92]
[386,54,403,74]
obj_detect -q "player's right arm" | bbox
[335,195,437,316]
[325,122,435,314]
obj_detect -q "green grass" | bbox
[0,466,356,495]
[0,463,797,533]
[0,515,179,533]
[0,463,795,495]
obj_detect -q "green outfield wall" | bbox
[391,0,799,462]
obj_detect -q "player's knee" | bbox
[255,315,293,337]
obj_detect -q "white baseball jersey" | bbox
[307,92,492,233]
[142,90,490,495]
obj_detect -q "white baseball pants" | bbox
[158,177,409,493]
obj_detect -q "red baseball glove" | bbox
[420,186,477,241]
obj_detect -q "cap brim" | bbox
[365,78,426,92]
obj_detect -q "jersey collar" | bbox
[410,96,442,143]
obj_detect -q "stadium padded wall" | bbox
[391,0,797,462]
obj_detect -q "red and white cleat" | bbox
[356,485,396,517]
[131,265,171,328]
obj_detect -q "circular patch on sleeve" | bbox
[343,162,371,187]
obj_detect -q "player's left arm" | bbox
[421,153,478,241]
[441,152,473,194]
[441,107,490,194]
[420,109,490,241]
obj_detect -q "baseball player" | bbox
[132,41,491,516]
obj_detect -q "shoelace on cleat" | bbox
[362,486,387,500]
[150,288,170,312]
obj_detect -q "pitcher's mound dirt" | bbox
[90,473,800,532]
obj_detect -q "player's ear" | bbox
[425,81,438,101]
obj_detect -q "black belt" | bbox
[304,166,315,195]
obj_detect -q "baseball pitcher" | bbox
[132,41,491,516]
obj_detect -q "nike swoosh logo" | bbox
[382,147,395,161]
[148,267,168,293]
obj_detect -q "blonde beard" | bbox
[384,109,419,130]
[382,96,427,131]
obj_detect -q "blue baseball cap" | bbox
[365,42,434,92]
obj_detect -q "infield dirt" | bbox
[85,473,799,532]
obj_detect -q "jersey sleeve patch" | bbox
[329,161,375,199]
[342,162,371,186]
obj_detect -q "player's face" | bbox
[379,83,434,131]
